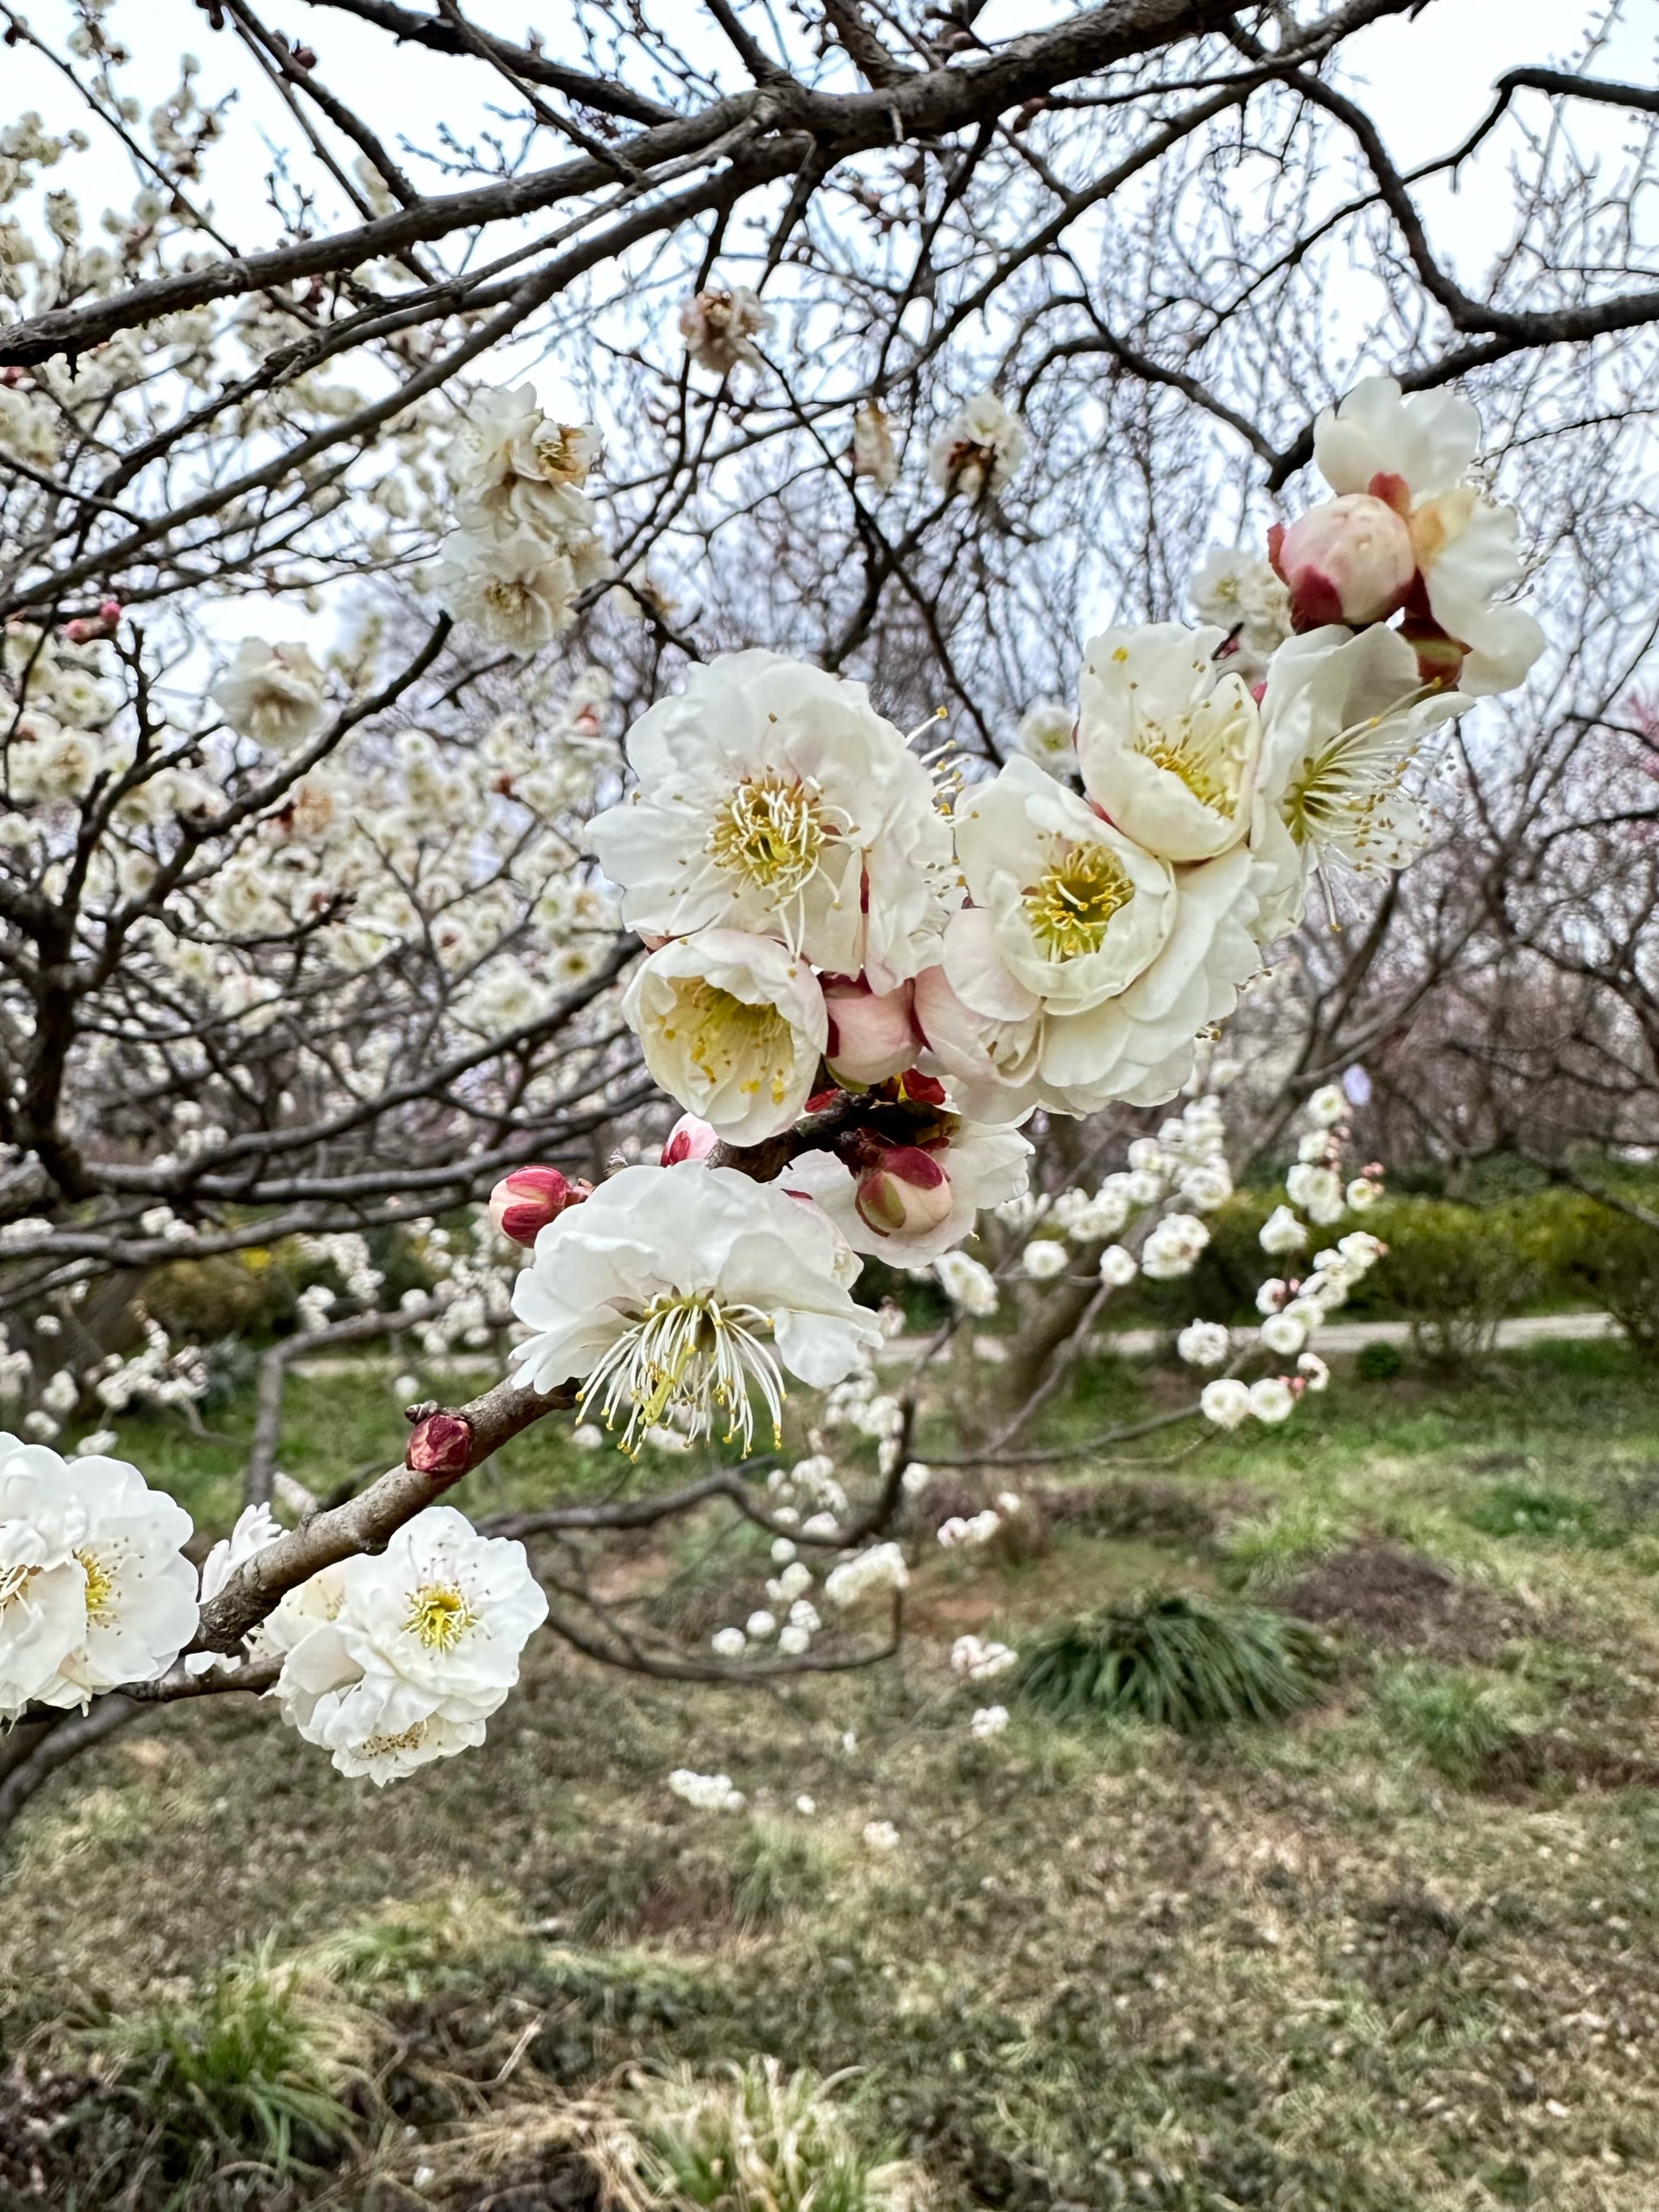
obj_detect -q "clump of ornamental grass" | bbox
[1016,1590,1331,1733]
[623,2056,926,2212]
[1374,1661,1529,1784]
[83,1939,365,2182]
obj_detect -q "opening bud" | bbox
[823,975,919,1087]
[1269,493,1416,630]
[488,1164,588,1245]
[854,1143,953,1240]
[660,1113,719,1167]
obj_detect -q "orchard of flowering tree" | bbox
[2,2,1659,2202]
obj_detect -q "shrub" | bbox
[1354,1338,1405,1382]
[1462,1481,1612,1547]
[1016,1591,1331,1732]
[1533,1189,1659,1356]
[624,2057,920,2212]
[1366,1199,1539,1371]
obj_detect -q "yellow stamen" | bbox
[404,1583,477,1652]
[1023,839,1133,960]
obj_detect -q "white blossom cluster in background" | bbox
[433,386,610,653]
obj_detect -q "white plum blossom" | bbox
[951,1633,1017,1682]
[824,1541,909,1608]
[1260,1310,1309,1356]
[930,390,1026,500]
[1256,624,1465,910]
[1302,376,1545,695]
[1191,546,1291,671]
[1200,1377,1252,1429]
[1021,1239,1068,1280]
[970,1703,1010,1738]
[679,285,771,375]
[511,1164,884,1456]
[622,929,827,1145]
[0,1441,198,1718]
[711,1626,748,1659]
[587,651,952,990]
[938,1510,1000,1548]
[933,1249,999,1316]
[669,1767,747,1811]
[210,639,326,751]
[1140,1211,1210,1279]
[1248,1376,1296,1424]
[1299,1352,1331,1392]
[433,522,599,654]
[1260,1203,1308,1256]
[1307,1083,1348,1127]
[1177,1320,1231,1368]
[1098,1244,1139,1287]
[1016,698,1077,778]
[185,1501,281,1674]
[266,1506,547,1783]
[1286,1161,1345,1225]
[1077,624,1263,862]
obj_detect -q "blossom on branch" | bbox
[0,1441,198,1718]
[509,1164,885,1454]
[267,1505,546,1785]
[209,638,326,751]
[587,651,952,990]
[622,928,828,1144]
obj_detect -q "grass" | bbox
[7,1336,1659,2206]
[625,2057,920,2212]
[1016,1591,1331,1732]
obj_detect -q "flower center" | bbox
[1278,701,1425,869]
[403,1582,477,1652]
[1023,839,1133,960]
[707,773,830,899]
[76,1548,115,1625]
[1130,692,1252,815]
[663,980,795,1107]
[359,1720,432,1759]
[0,1562,40,1612]
[579,1292,785,1458]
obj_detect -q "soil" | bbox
[1280,1541,1517,1661]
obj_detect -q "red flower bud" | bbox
[488,1164,588,1245]
[1270,494,1416,630]
[407,1411,472,1477]
[660,1113,719,1166]
[855,1143,953,1239]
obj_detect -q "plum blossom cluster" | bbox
[433,385,609,654]
[490,375,1537,1499]
[265,1507,547,1784]
[0,1441,198,1719]
[1167,1083,1387,1431]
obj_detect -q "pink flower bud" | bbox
[660,1113,719,1167]
[1269,493,1416,630]
[855,1144,953,1240]
[407,1411,472,1477]
[99,599,122,623]
[823,975,919,1087]
[487,1164,587,1245]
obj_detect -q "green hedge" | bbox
[1120,1183,1659,1364]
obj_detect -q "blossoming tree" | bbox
[0,0,1647,1828]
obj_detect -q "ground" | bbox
[4,1339,1659,2210]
